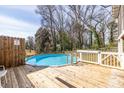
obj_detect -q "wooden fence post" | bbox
[98,51,101,64]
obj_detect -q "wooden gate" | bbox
[0,36,25,68]
[101,52,121,68]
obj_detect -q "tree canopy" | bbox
[35,5,117,53]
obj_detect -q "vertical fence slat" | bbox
[113,55,116,66]
[0,37,2,65]
[1,36,4,66]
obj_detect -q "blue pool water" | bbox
[26,54,77,66]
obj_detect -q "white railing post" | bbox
[79,52,82,61]
[98,51,101,64]
[120,53,124,69]
[118,39,124,69]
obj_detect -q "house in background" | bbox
[112,5,124,68]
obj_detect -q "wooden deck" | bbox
[2,62,124,88]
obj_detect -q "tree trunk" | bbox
[93,30,101,48]
[90,31,93,48]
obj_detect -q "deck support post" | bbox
[118,39,123,54]
[120,53,124,69]
[118,39,124,69]
[98,51,101,64]
[79,53,82,61]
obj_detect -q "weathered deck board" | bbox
[9,68,19,88]
[1,62,124,88]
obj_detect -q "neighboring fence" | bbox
[0,36,25,68]
[77,50,121,69]
[26,49,37,57]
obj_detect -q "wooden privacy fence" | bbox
[77,50,121,69]
[0,36,25,68]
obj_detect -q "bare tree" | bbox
[35,5,115,52]
[35,27,52,53]
[36,5,57,51]
[26,36,35,52]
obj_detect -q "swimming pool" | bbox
[26,54,77,66]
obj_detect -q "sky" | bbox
[0,5,41,39]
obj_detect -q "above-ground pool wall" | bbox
[0,36,26,68]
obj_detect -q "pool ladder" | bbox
[66,51,77,64]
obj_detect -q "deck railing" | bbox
[77,50,121,69]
